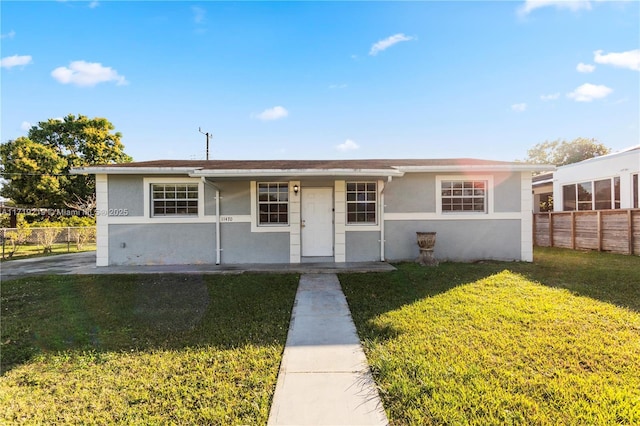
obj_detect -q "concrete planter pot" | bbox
[416,232,438,266]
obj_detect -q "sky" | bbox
[1,0,639,163]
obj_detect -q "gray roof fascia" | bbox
[532,178,554,186]
[71,163,555,176]
[71,166,200,175]
[397,164,556,173]
[189,168,406,178]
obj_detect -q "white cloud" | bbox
[567,83,612,102]
[1,30,16,39]
[255,106,288,121]
[540,93,560,101]
[1,54,33,69]
[21,121,32,131]
[88,1,99,8]
[518,0,592,15]
[576,62,595,73]
[336,139,360,152]
[511,103,527,112]
[594,49,640,71]
[51,60,128,87]
[192,6,206,24]
[369,33,414,56]
[329,83,347,89]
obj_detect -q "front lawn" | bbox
[340,248,640,425]
[1,242,96,262]
[0,274,298,424]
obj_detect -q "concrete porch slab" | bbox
[1,252,395,281]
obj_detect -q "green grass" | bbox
[2,247,638,424]
[1,243,96,262]
[340,248,640,425]
[0,273,298,424]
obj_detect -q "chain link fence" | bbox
[1,227,97,260]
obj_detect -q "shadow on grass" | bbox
[0,273,299,374]
[517,247,640,313]
[339,262,510,342]
[340,247,640,342]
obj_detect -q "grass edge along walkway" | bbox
[0,273,299,424]
[340,248,640,425]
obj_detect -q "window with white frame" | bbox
[151,183,198,216]
[346,182,377,224]
[440,180,487,213]
[563,177,621,211]
[258,182,289,225]
[563,184,577,211]
[577,182,593,211]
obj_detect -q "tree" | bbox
[525,137,610,166]
[0,137,67,207]
[0,114,132,208]
[3,217,32,259]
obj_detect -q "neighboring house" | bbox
[532,172,554,213]
[552,146,640,212]
[72,159,552,266]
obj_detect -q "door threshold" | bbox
[301,256,334,263]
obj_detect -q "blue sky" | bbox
[1,0,639,162]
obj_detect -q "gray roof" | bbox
[90,158,521,169]
[72,158,554,176]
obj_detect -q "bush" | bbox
[32,222,63,254]
[3,222,32,259]
[58,216,96,249]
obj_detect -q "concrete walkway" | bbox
[268,274,388,425]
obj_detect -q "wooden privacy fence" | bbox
[533,209,640,255]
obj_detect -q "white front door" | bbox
[301,188,334,257]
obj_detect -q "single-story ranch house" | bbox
[72,159,553,266]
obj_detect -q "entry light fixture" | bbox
[293,184,299,195]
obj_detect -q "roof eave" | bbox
[397,164,556,173]
[190,168,405,178]
[71,163,556,176]
[71,167,201,175]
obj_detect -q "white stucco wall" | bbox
[553,148,640,211]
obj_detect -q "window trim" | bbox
[562,176,622,211]
[143,177,205,221]
[257,182,290,226]
[250,181,291,233]
[436,175,494,215]
[577,181,593,211]
[151,183,199,217]
[345,181,378,226]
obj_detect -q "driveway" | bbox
[1,252,97,281]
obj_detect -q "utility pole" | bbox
[198,127,212,160]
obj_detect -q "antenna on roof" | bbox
[198,127,212,160]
